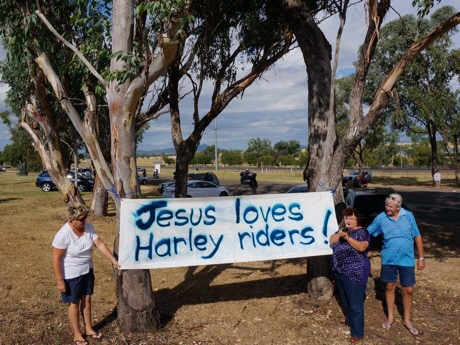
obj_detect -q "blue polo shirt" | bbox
[367,208,420,267]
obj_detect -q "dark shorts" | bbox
[62,269,95,304]
[380,265,415,287]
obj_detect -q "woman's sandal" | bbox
[86,332,103,339]
[74,340,88,345]
[381,320,394,330]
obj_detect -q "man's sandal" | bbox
[403,322,423,336]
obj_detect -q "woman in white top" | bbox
[52,204,120,345]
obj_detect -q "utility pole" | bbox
[214,119,218,171]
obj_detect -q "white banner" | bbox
[119,192,338,269]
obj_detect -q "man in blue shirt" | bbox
[368,193,426,337]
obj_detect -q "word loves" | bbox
[119,192,338,269]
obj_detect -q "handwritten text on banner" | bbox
[119,192,338,269]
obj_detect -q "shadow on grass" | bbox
[153,262,309,327]
[0,197,22,204]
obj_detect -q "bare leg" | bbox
[385,282,396,324]
[80,295,97,335]
[68,302,85,341]
[402,286,414,327]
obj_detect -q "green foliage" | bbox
[0,127,42,172]
[273,140,301,156]
[259,154,275,166]
[221,150,243,166]
[16,162,29,176]
[191,152,213,165]
[366,6,459,170]
[162,154,175,165]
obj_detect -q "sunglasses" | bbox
[77,215,88,222]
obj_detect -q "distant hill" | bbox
[137,144,209,156]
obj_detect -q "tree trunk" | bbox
[91,174,108,216]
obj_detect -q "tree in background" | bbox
[0,126,42,171]
[367,5,459,177]
[244,138,272,166]
[221,149,244,166]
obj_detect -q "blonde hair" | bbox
[67,204,89,221]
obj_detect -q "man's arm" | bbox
[415,235,426,270]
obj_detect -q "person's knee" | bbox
[402,286,413,296]
[386,282,397,292]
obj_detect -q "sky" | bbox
[0,1,459,152]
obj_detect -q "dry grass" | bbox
[1,170,459,345]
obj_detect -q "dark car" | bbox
[0,167,5,172]
[188,172,220,185]
[286,184,309,193]
[36,171,94,192]
[344,187,398,227]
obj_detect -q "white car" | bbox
[162,180,230,198]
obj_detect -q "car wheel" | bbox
[141,179,147,185]
[219,192,229,196]
[78,184,87,192]
[41,183,52,192]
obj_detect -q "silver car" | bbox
[162,180,230,198]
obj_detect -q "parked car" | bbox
[78,168,93,178]
[36,171,94,192]
[138,175,148,185]
[188,172,220,185]
[158,181,175,194]
[342,170,372,185]
[286,184,309,193]
[0,167,5,172]
[344,187,404,227]
[162,180,230,198]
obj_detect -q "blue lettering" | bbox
[194,234,207,250]
[135,200,168,230]
[203,235,224,259]
[256,224,270,246]
[271,204,286,222]
[173,236,187,255]
[300,227,315,245]
[135,233,154,261]
[175,209,188,226]
[243,206,259,224]
[204,206,216,225]
[235,198,241,224]
[259,206,271,222]
[157,209,174,227]
[288,203,303,221]
[270,229,286,246]
[238,231,252,250]
[190,208,203,226]
[155,238,172,257]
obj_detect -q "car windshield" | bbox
[353,195,386,214]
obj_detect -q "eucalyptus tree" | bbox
[366,5,460,177]
[270,0,460,297]
[157,0,296,197]
[0,0,190,332]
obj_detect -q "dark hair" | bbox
[342,207,362,226]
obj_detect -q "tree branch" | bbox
[35,10,107,87]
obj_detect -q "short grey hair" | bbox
[67,203,89,221]
[385,193,402,207]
